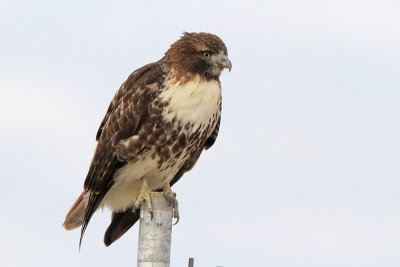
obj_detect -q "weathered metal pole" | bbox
[137,197,173,267]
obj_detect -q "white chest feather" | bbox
[160,77,221,125]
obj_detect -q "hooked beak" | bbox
[215,54,232,72]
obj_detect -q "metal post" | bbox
[188,258,194,267]
[137,197,173,267]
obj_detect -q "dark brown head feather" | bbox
[163,32,228,81]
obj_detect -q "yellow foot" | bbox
[161,183,180,224]
[134,178,179,223]
[134,178,163,218]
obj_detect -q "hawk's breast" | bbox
[159,76,221,128]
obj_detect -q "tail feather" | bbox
[63,192,88,230]
[104,208,140,247]
[79,184,112,248]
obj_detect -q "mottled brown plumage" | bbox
[63,32,231,247]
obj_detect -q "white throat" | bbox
[160,77,221,126]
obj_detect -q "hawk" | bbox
[63,32,231,247]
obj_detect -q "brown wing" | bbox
[79,62,167,247]
[204,115,221,150]
[95,63,158,141]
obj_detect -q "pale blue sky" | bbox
[1,0,399,266]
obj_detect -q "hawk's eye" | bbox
[202,51,213,57]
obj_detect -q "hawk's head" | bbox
[164,32,232,80]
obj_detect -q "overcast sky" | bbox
[1,0,400,266]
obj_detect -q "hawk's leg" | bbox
[161,183,180,224]
[134,178,163,218]
[134,178,179,223]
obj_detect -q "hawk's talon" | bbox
[135,179,180,221]
[173,216,180,225]
[161,183,179,223]
[135,178,162,216]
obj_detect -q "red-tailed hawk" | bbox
[63,32,231,247]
